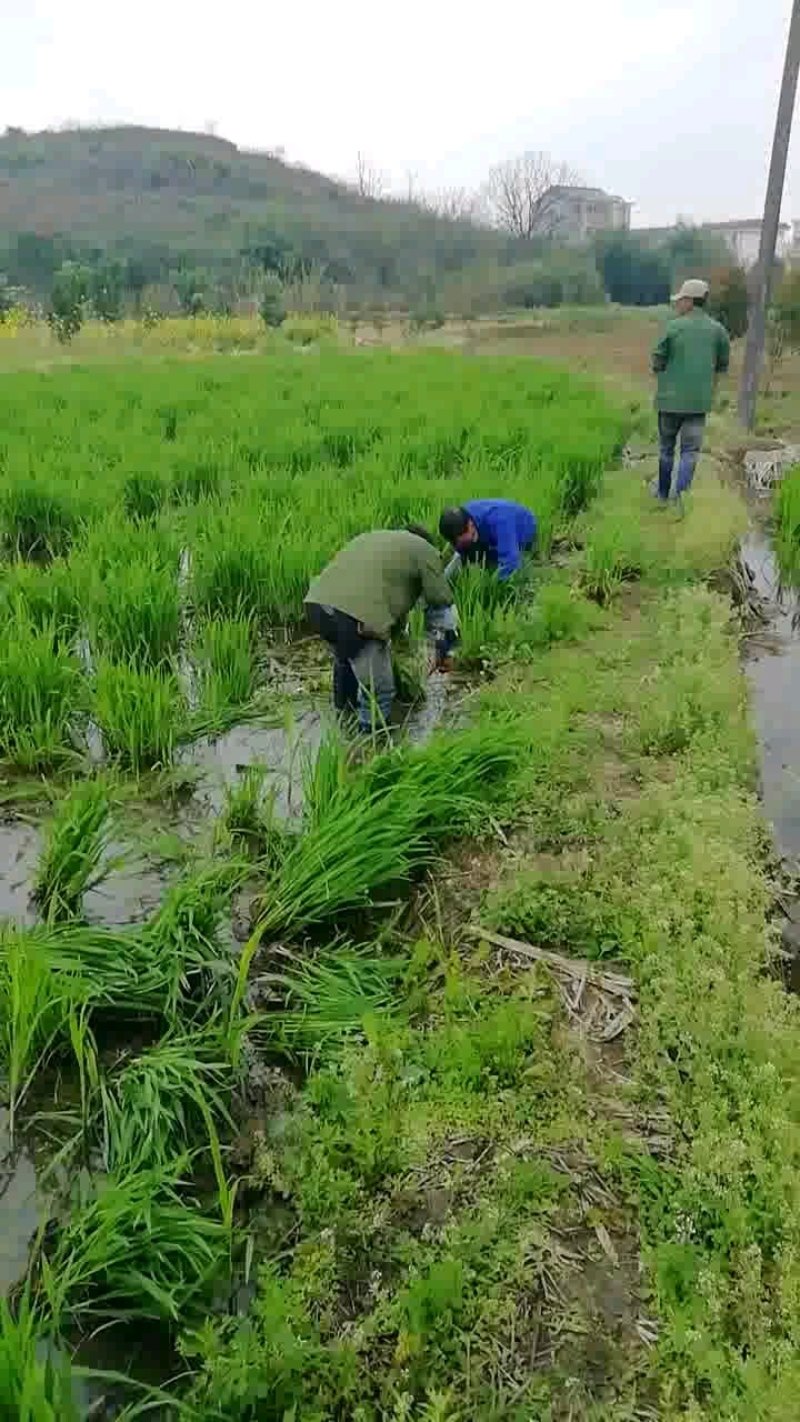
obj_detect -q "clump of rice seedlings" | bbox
[775,464,800,589]
[93,660,185,772]
[171,458,221,504]
[453,562,522,667]
[40,1161,231,1325]
[194,616,255,722]
[141,862,248,1015]
[265,945,405,1057]
[0,925,90,1138]
[216,766,285,862]
[255,724,520,937]
[392,637,429,704]
[0,1286,81,1421]
[122,470,168,522]
[300,726,351,830]
[0,476,82,561]
[99,1026,233,1172]
[33,778,112,923]
[0,560,81,646]
[0,607,85,770]
[578,518,643,605]
[191,514,273,621]
[87,557,181,669]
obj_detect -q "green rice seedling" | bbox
[191,512,272,622]
[0,560,81,647]
[171,458,221,504]
[0,476,82,561]
[453,561,523,667]
[141,862,248,1016]
[0,1286,81,1422]
[99,1026,234,1172]
[216,766,285,862]
[87,557,181,669]
[775,464,800,589]
[33,778,112,923]
[300,726,351,830]
[256,724,519,937]
[265,945,406,1057]
[579,517,644,605]
[93,660,185,771]
[122,470,168,523]
[195,616,255,721]
[392,636,429,704]
[0,607,85,770]
[0,925,89,1138]
[40,1160,231,1325]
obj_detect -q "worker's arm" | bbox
[651,328,671,373]
[418,546,455,608]
[493,510,523,581]
[444,552,462,581]
[715,324,731,374]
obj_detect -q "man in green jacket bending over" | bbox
[651,277,730,503]
[305,525,458,732]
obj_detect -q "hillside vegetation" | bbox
[0,126,521,311]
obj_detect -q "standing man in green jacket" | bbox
[305,525,458,733]
[651,277,730,503]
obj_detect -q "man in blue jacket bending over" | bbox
[439,500,537,582]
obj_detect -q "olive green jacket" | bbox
[305,530,453,639]
[651,310,730,414]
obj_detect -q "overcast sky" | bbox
[4,0,798,226]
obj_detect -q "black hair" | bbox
[692,295,708,308]
[438,506,470,545]
[404,522,437,547]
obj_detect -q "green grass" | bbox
[86,554,181,669]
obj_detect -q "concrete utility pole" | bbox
[739,0,800,429]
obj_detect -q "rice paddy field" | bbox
[2,340,800,1420]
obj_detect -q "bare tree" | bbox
[484,151,579,238]
[426,186,485,223]
[355,151,386,200]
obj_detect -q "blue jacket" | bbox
[464,499,537,580]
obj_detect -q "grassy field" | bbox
[1,321,799,1419]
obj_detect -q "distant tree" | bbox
[0,274,13,321]
[426,187,484,223]
[91,261,125,322]
[484,151,579,239]
[773,267,800,350]
[125,258,148,314]
[174,269,207,315]
[708,265,749,338]
[355,152,386,200]
[595,234,671,306]
[665,222,730,281]
[47,262,89,341]
[259,273,286,327]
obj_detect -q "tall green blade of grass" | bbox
[194,615,255,722]
[33,778,112,923]
[87,555,181,670]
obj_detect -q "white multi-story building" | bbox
[535,186,632,242]
[701,218,792,268]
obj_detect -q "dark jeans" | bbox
[306,602,394,732]
[657,412,706,499]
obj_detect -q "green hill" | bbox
[0,125,518,311]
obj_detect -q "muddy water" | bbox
[742,531,800,864]
[0,819,41,925]
[0,1109,43,1294]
